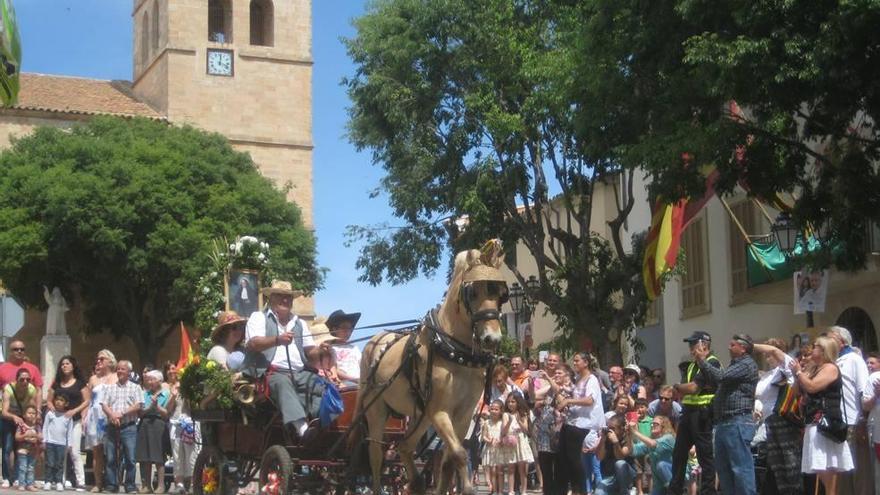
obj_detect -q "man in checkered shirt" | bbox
[693,333,758,495]
[100,360,143,493]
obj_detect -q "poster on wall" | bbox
[794,269,829,314]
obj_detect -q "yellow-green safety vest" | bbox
[681,354,719,406]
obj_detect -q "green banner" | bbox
[746,239,795,287]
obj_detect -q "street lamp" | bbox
[771,212,817,328]
[508,282,525,342]
[772,212,799,254]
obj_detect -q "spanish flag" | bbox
[643,200,686,300]
[176,322,196,369]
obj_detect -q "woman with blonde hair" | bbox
[83,349,118,492]
[790,336,853,495]
[627,415,676,495]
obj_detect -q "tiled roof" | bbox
[7,73,164,119]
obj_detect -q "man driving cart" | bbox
[242,280,329,442]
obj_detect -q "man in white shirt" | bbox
[860,352,880,495]
[244,280,328,440]
[828,325,871,494]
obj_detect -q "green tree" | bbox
[0,117,321,363]
[677,0,880,269]
[345,0,649,362]
[566,0,880,269]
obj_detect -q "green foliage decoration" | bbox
[178,358,234,410]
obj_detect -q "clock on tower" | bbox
[206,49,233,76]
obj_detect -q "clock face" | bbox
[207,49,233,76]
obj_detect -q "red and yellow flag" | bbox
[643,200,687,300]
[176,322,196,369]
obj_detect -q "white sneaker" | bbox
[65,481,73,488]
[0,479,9,488]
[57,482,65,491]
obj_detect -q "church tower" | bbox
[131,0,313,226]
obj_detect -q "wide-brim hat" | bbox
[310,321,339,347]
[623,364,641,376]
[261,280,303,298]
[210,311,247,343]
[326,309,361,330]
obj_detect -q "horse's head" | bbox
[448,240,509,347]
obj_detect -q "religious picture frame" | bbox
[225,269,262,317]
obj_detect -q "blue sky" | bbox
[15,0,448,335]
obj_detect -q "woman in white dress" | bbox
[789,336,853,495]
[83,349,117,493]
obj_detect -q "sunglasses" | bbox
[17,378,30,383]
[10,348,25,352]
[660,397,672,402]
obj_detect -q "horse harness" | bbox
[356,309,497,444]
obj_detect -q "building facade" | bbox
[505,172,880,375]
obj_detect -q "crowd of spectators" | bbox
[466,324,879,495]
[2,320,880,495]
[0,341,198,493]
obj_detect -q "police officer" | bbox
[668,331,721,495]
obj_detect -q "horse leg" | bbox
[397,418,434,495]
[430,410,474,495]
[364,397,389,495]
[438,448,459,495]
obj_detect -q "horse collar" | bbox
[425,310,495,368]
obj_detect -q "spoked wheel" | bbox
[259,445,293,495]
[192,446,237,495]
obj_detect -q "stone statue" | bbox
[43,286,69,336]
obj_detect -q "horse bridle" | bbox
[458,279,508,350]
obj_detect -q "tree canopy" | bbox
[345,0,649,359]
[0,116,321,363]
[345,0,880,358]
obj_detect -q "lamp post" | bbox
[509,282,525,353]
[772,212,814,328]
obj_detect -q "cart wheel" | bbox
[192,446,236,495]
[259,445,292,495]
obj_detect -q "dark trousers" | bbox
[669,406,716,495]
[45,443,66,484]
[556,424,589,494]
[1,418,14,482]
[539,451,557,495]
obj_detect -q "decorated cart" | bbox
[182,236,412,495]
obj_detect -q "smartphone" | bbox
[625,411,639,424]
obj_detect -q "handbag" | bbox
[816,395,848,444]
[773,379,803,426]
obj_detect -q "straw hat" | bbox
[310,321,339,347]
[210,311,247,343]
[260,280,303,298]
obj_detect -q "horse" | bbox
[350,241,509,495]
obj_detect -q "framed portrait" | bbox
[226,269,262,317]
